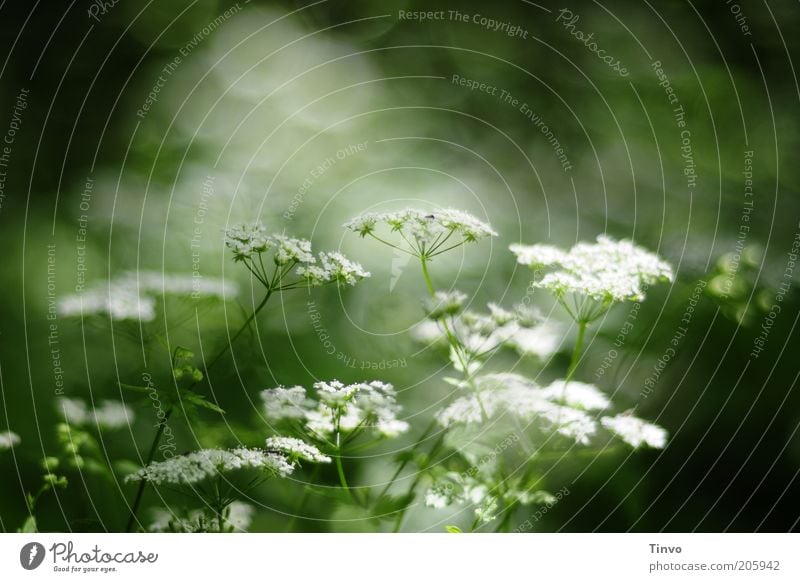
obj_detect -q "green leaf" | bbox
[445,525,463,533]
[180,390,225,414]
[18,515,38,533]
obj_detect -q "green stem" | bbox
[125,288,273,532]
[125,408,173,532]
[566,321,588,382]
[285,465,321,532]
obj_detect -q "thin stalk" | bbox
[566,321,588,382]
[125,287,273,532]
[125,408,173,532]
[285,465,322,532]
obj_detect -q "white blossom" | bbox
[344,208,496,255]
[261,386,315,422]
[58,285,156,322]
[424,290,468,320]
[601,414,667,448]
[541,380,610,411]
[298,251,370,286]
[0,430,20,450]
[270,234,315,265]
[126,448,295,485]
[148,501,255,533]
[58,397,134,429]
[224,222,270,260]
[265,436,331,463]
[510,236,673,303]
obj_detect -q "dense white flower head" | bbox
[261,386,314,422]
[126,448,296,485]
[436,374,598,445]
[413,300,561,362]
[424,290,468,320]
[297,252,370,286]
[58,285,156,322]
[58,271,237,322]
[0,430,20,450]
[601,414,667,448]
[265,436,331,463]
[541,380,610,411]
[308,380,409,437]
[260,380,409,440]
[344,208,496,256]
[510,236,673,303]
[224,222,270,260]
[58,397,134,429]
[270,234,315,265]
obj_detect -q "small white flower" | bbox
[0,430,20,450]
[601,413,667,448]
[126,448,295,485]
[424,290,468,320]
[297,251,370,286]
[344,208,496,255]
[58,397,134,429]
[541,380,610,411]
[308,380,409,438]
[265,436,331,463]
[510,236,673,303]
[224,501,255,531]
[269,234,315,265]
[509,243,567,267]
[224,222,270,260]
[261,386,314,422]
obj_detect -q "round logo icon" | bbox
[20,542,46,570]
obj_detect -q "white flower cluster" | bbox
[0,430,20,450]
[414,300,562,361]
[510,236,673,303]
[344,208,497,255]
[423,290,468,320]
[126,447,298,485]
[424,472,497,525]
[224,222,369,287]
[148,501,255,533]
[297,252,371,286]
[58,271,238,322]
[436,373,665,448]
[600,414,668,449]
[58,397,134,430]
[265,436,331,463]
[261,380,409,439]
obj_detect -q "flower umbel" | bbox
[344,208,496,258]
[510,236,673,321]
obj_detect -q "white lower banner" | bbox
[0,533,796,580]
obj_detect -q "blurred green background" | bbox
[0,0,798,532]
